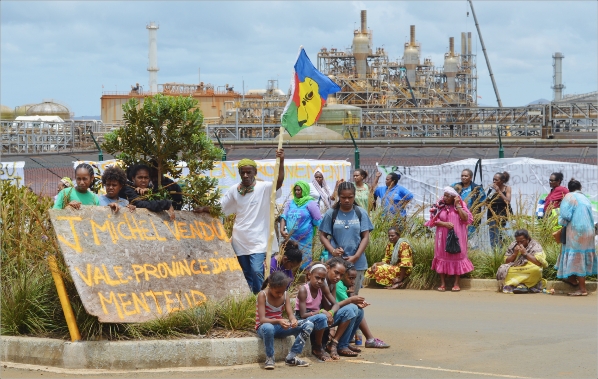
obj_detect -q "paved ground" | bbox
[3,288,596,379]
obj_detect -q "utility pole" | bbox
[468,0,504,157]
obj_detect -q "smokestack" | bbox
[147,22,159,93]
[461,32,466,56]
[449,37,454,56]
[552,52,565,101]
[410,25,415,46]
[361,10,367,33]
[467,32,472,56]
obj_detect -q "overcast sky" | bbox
[1,1,596,116]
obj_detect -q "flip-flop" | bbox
[437,286,446,292]
[568,291,588,296]
[451,286,461,292]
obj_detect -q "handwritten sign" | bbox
[0,161,25,187]
[49,207,250,323]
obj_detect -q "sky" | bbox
[1,1,596,116]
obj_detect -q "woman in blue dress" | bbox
[556,179,597,296]
[280,181,322,269]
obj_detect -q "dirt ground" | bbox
[3,288,596,379]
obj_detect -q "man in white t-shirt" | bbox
[220,150,285,294]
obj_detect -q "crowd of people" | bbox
[53,152,597,369]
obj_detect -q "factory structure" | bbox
[317,11,477,108]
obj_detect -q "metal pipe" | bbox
[89,129,103,161]
[468,0,501,107]
[48,254,81,342]
[349,130,360,168]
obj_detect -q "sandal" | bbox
[451,286,461,292]
[347,345,362,353]
[337,348,359,357]
[568,291,588,296]
[437,286,446,292]
[325,339,341,360]
[312,345,333,362]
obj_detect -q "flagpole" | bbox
[265,126,284,279]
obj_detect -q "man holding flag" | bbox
[260,47,341,282]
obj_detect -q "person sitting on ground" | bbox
[119,163,175,220]
[270,240,303,285]
[54,163,100,210]
[337,263,390,348]
[318,257,365,359]
[496,229,548,294]
[99,166,136,213]
[365,227,414,289]
[256,271,314,370]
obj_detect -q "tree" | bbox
[102,94,223,212]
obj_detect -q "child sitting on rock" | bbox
[256,271,313,370]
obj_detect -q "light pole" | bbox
[497,125,504,158]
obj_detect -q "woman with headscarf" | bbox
[280,180,323,269]
[425,186,474,292]
[310,168,333,212]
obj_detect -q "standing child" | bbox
[256,271,313,370]
[337,264,390,348]
[53,163,100,209]
[99,166,136,213]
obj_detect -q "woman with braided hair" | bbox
[53,163,100,209]
[319,182,374,295]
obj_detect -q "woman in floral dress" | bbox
[365,227,413,289]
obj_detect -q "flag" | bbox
[281,48,341,137]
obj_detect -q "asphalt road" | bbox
[3,289,597,379]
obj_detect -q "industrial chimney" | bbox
[444,37,458,92]
[552,52,565,101]
[352,10,371,79]
[403,25,420,86]
[147,22,159,93]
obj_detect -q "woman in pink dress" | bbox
[425,186,474,292]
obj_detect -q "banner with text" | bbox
[74,159,352,205]
[0,161,25,187]
[49,207,249,323]
[377,157,598,217]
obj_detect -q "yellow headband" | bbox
[237,158,257,169]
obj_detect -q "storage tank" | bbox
[26,100,71,120]
[352,10,371,78]
[444,37,458,92]
[1,105,14,119]
[403,25,420,85]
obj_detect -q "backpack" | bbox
[329,205,362,245]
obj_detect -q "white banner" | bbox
[377,157,598,217]
[0,161,25,187]
[74,159,352,205]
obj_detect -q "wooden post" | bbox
[47,254,81,342]
[264,126,285,278]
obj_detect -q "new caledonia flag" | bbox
[281,47,341,137]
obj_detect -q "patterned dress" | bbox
[365,241,413,286]
[281,200,322,269]
[556,191,597,278]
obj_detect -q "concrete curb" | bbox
[1,335,303,370]
[365,278,597,293]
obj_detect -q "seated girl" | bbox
[256,271,313,370]
[99,166,136,213]
[365,227,414,289]
[295,262,355,362]
[119,164,175,220]
[318,257,365,359]
[270,240,303,285]
[53,163,99,209]
[337,263,390,348]
[496,229,548,294]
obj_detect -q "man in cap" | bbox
[220,149,285,294]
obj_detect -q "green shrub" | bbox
[216,294,257,331]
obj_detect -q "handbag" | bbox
[445,229,461,254]
[552,227,566,244]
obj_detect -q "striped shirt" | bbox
[255,289,286,330]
